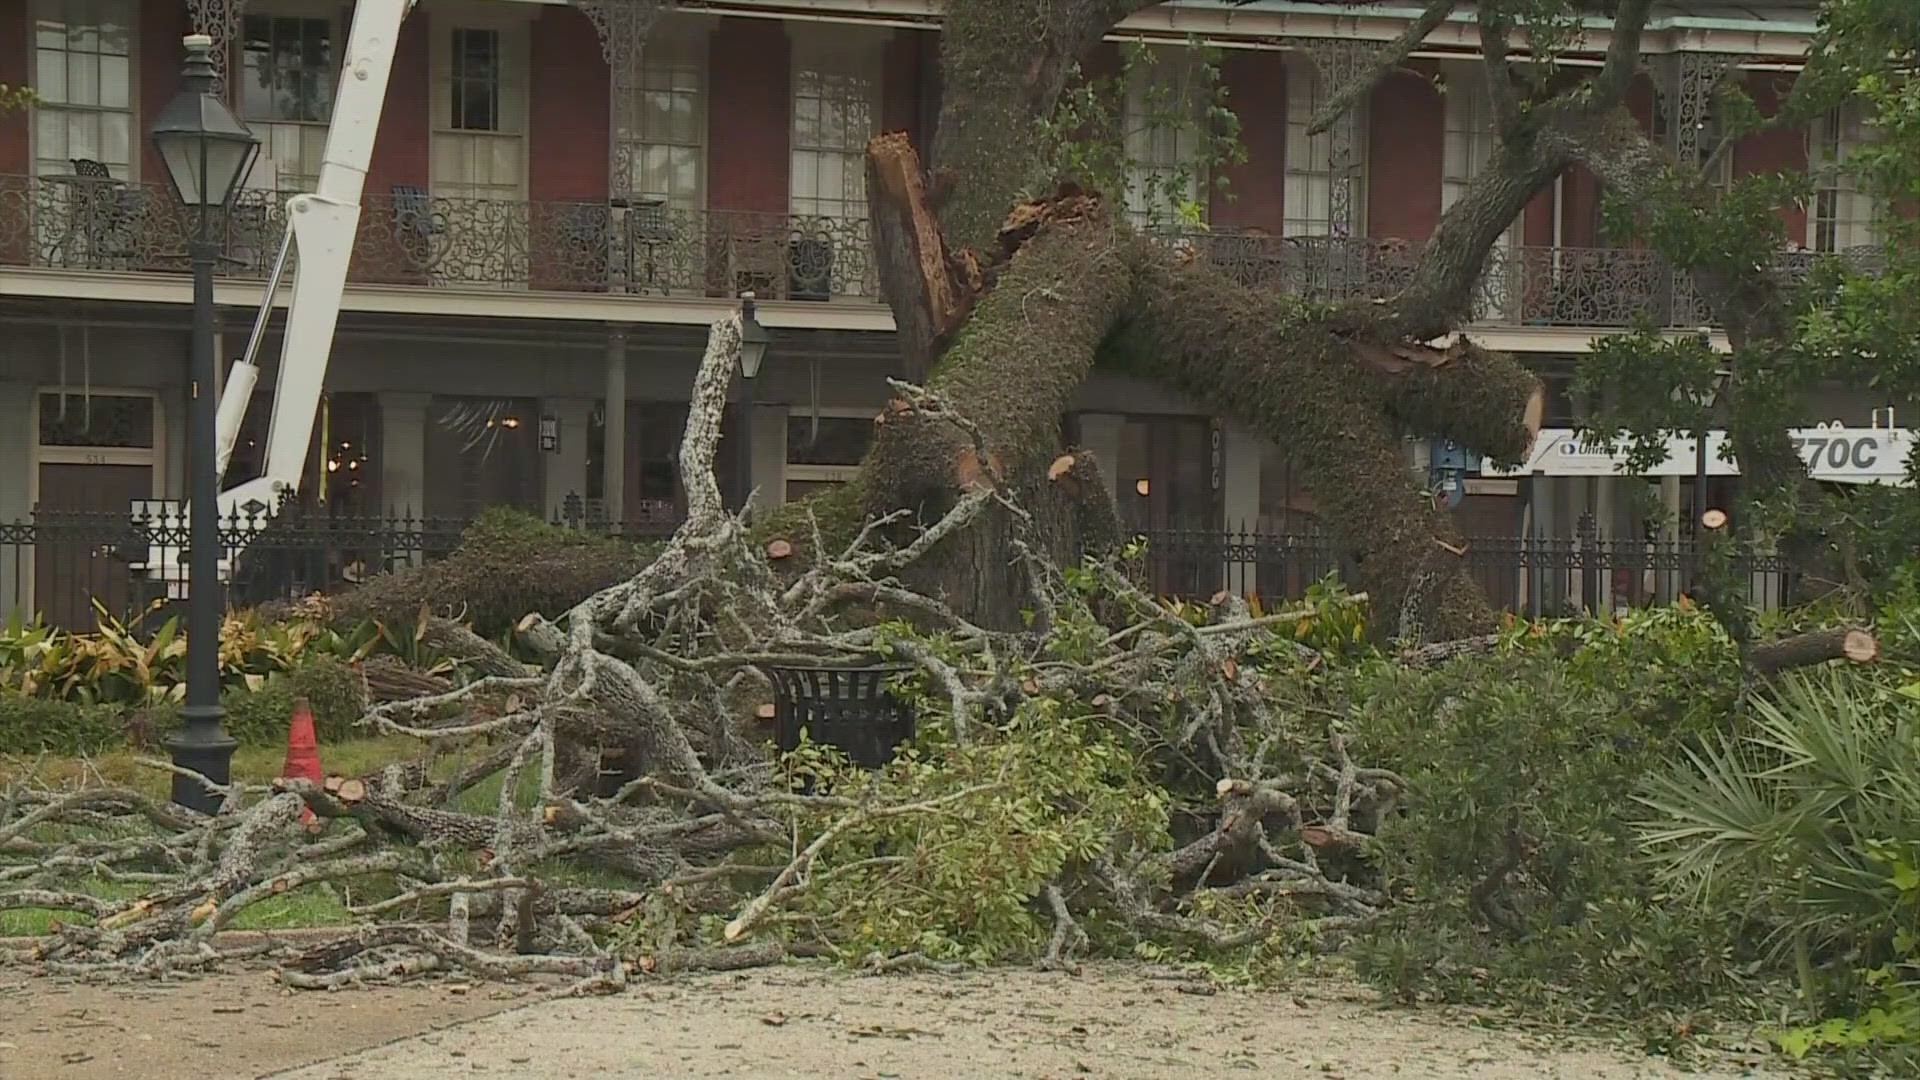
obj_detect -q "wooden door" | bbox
[34,462,151,630]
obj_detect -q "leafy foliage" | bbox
[1035,39,1244,230]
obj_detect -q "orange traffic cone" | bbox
[283,697,324,829]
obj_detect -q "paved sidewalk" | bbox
[271,965,1782,1080]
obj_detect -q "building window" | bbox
[432,21,527,202]
[450,28,501,132]
[241,13,335,190]
[1440,63,1507,226]
[1282,60,1364,237]
[31,0,134,179]
[619,37,705,209]
[1809,107,1876,252]
[1122,50,1207,230]
[785,413,871,503]
[790,42,880,221]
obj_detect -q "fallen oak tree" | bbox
[2,312,1402,989]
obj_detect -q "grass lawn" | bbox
[1,734,635,938]
[0,735,424,936]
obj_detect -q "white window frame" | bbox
[788,28,885,223]
[1282,58,1365,238]
[428,8,532,202]
[238,1,341,193]
[1440,61,1519,243]
[1807,106,1877,253]
[29,0,137,181]
[782,407,873,501]
[618,20,709,209]
[1121,47,1208,230]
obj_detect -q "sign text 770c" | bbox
[1791,433,1884,472]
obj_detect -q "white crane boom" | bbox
[148,0,412,594]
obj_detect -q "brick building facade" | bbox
[0,0,1894,622]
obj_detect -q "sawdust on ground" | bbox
[0,961,1788,1080]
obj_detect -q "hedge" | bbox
[0,654,370,756]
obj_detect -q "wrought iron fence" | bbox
[4,506,1797,634]
[0,174,880,299]
[1129,525,1796,617]
[1,502,684,631]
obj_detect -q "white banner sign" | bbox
[1481,427,1913,485]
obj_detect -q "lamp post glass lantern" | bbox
[151,33,260,811]
[736,293,772,515]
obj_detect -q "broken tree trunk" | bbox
[1749,626,1880,678]
[862,172,1136,627]
[852,131,1542,638]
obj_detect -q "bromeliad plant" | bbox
[0,602,453,705]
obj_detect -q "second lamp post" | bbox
[736,292,771,516]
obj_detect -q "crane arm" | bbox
[213,0,412,516]
[143,0,410,597]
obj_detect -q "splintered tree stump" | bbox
[866,131,984,375]
[1750,627,1879,677]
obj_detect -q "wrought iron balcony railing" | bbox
[0,174,880,300]
[1,173,1876,328]
[1170,232,1881,329]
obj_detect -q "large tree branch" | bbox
[1119,256,1540,640]
[1306,0,1459,136]
[1374,138,1572,340]
[1591,0,1659,110]
[1477,9,1522,135]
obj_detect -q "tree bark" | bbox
[1749,627,1879,678]
[926,0,1157,252]
[1120,256,1542,640]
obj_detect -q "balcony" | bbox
[0,174,880,301]
[0,173,1874,330]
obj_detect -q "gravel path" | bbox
[269,964,1783,1080]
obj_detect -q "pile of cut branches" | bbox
[0,313,1398,990]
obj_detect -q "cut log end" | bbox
[765,539,794,561]
[1700,508,1729,531]
[336,778,368,805]
[1843,629,1879,664]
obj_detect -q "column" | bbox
[1076,413,1124,506]
[602,328,628,524]
[748,402,787,512]
[1222,424,1263,597]
[379,389,430,536]
[0,381,32,621]
[159,387,189,501]
[571,0,667,195]
[543,397,594,521]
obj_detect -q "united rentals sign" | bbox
[1480,426,1913,484]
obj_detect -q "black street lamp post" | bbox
[150,34,260,811]
[736,292,771,517]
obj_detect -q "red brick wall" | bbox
[138,0,189,184]
[1365,70,1442,241]
[707,17,788,214]
[528,7,607,202]
[1736,72,1807,243]
[365,8,431,196]
[1211,50,1284,232]
[0,0,27,176]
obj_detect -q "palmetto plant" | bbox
[1635,666,1920,955]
